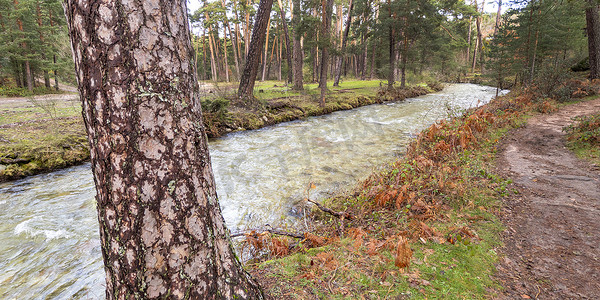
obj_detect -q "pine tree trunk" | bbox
[221,0,240,79]
[587,0,600,79]
[238,0,274,99]
[63,0,264,298]
[276,0,293,84]
[223,28,230,82]
[292,0,303,90]
[333,0,353,86]
[261,20,271,81]
[319,0,334,107]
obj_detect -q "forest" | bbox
[1,0,600,299]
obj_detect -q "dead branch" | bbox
[307,198,354,220]
[231,228,305,239]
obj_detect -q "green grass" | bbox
[564,112,600,165]
[0,98,87,181]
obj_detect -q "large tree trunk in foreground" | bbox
[63,0,264,298]
[238,0,274,99]
[587,0,600,79]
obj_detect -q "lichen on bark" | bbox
[63,0,264,298]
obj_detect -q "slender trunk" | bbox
[245,0,251,58]
[587,0,600,79]
[524,2,534,84]
[319,0,334,107]
[370,42,376,79]
[36,3,51,89]
[222,28,230,82]
[530,4,541,80]
[387,0,395,89]
[204,12,219,81]
[63,0,264,297]
[471,11,481,73]
[467,15,473,66]
[221,0,240,79]
[14,0,33,91]
[278,34,282,81]
[276,0,293,84]
[333,0,354,86]
[292,0,303,89]
[494,0,502,36]
[261,19,271,81]
[238,0,274,99]
[49,8,59,90]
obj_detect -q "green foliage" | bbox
[488,0,587,88]
[0,0,75,90]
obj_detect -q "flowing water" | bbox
[0,84,506,299]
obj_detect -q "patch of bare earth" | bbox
[496,98,600,299]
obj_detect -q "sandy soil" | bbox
[495,98,600,299]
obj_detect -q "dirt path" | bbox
[495,98,600,299]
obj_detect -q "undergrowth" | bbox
[564,112,600,165]
[246,81,578,298]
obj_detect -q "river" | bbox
[0,84,506,299]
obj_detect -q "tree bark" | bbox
[205,11,219,81]
[14,0,33,92]
[276,0,293,84]
[292,0,303,90]
[319,0,334,107]
[221,0,240,79]
[333,0,353,87]
[387,0,395,89]
[238,0,274,99]
[587,0,600,79]
[471,5,481,73]
[494,0,502,37]
[63,0,264,298]
[261,19,271,81]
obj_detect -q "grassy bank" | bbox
[201,80,442,138]
[0,79,440,182]
[246,79,600,298]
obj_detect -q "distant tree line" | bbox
[0,0,74,92]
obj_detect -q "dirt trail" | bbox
[496,98,600,299]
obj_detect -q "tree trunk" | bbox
[261,18,272,81]
[14,0,33,92]
[239,0,274,99]
[245,0,251,58]
[222,27,231,82]
[221,0,240,79]
[587,0,600,79]
[292,0,303,90]
[319,0,334,107]
[471,12,481,73]
[205,12,219,81]
[63,0,264,298]
[49,8,59,90]
[494,0,502,36]
[276,0,293,84]
[333,0,354,86]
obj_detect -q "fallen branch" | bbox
[307,198,354,220]
[231,228,305,239]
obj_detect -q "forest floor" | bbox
[247,80,600,299]
[495,98,600,299]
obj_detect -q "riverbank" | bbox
[0,80,441,182]
[245,79,600,298]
